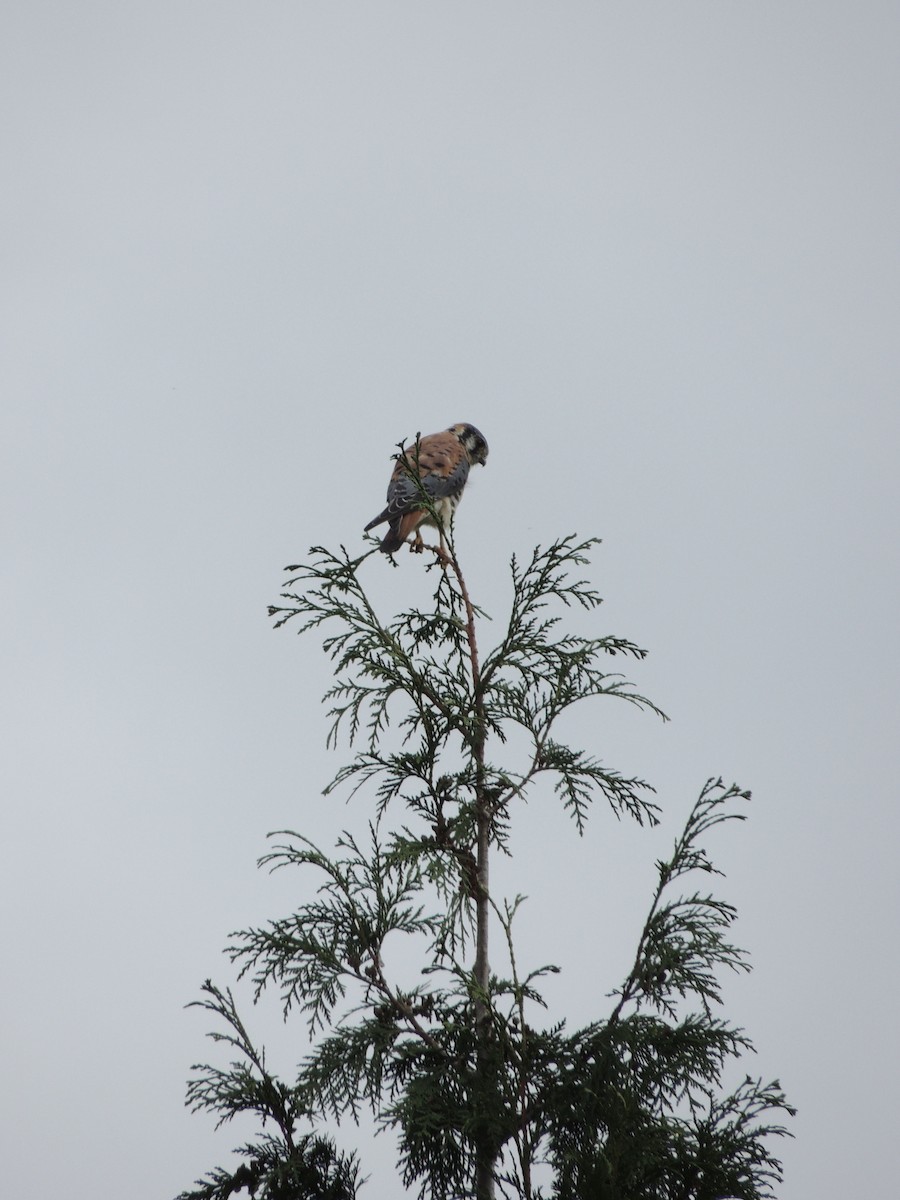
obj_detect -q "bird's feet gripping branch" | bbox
[363,423,488,558]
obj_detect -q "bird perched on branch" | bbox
[364,423,489,554]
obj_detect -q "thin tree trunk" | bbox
[454,554,496,1200]
[474,783,493,1200]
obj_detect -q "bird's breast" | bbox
[421,495,460,528]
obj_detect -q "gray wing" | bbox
[384,455,469,515]
[365,432,470,530]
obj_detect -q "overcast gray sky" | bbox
[3,3,899,1197]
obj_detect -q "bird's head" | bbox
[450,423,489,467]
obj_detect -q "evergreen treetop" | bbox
[178,512,793,1200]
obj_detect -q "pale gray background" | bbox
[2,3,898,1197]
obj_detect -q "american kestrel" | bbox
[364,423,489,554]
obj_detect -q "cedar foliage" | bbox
[177,505,793,1200]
